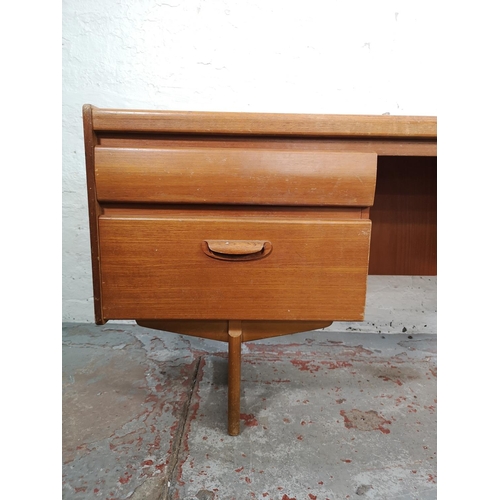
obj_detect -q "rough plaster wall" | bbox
[62,0,437,325]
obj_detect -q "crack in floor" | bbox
[164,356,202,500]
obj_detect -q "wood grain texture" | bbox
[95,147,377,206]
[369,156,437,275]
[98,133,436,156]
[135,319,229,341]
[82,105,105,324]
[241,320,333,342]
[134,319,332,342]
[91,107,436,138]
[228,321,242,436]
[98,216,372,321]
[202,240,273,261]
[101,205,365,220]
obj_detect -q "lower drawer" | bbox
[98,216,371,321]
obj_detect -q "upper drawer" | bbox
[94,147,377,206]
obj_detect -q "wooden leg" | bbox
[227,320,242,436]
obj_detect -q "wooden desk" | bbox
[83,106,437,434]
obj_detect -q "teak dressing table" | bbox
[83,105,437,435]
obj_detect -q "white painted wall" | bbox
[62,0,437,324]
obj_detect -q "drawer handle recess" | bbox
[202,240,272,261]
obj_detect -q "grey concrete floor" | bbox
[62,323,436,500]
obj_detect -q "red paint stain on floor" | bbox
[342,345,374,356]
[235,466,244,473]
[147,433,162,453]
[291,359,320,372]
[378,375,403,386]
[323,361,353,369]
[282,495,297,500]
[340,409,391,434]
[291,359,352,373]
[309,494,318,500]
[155,462,166,473]
[241,413,258,427]
[118,472,132,484]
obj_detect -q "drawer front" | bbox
[95,147,377,206]
[99,216,371,321]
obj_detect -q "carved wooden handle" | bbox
[202,240,272,261]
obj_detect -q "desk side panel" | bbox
[82,105,105,324]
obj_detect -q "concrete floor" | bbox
[62,322,436,500]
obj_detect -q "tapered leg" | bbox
[228,320,242,436]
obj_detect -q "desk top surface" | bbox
[85,105,437,140]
